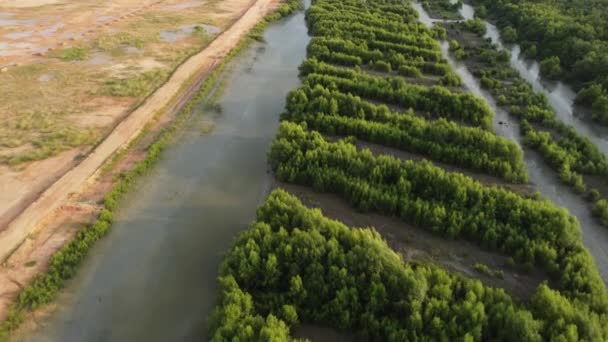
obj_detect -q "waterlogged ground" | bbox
[16,9,309,342]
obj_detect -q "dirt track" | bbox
[0,0,277,261]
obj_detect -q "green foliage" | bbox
[588,188,601,202]
[270,123,562,266]
[450,21,608,203]
[463,18,487,36]
[475,0,608,126]
[102,69,169,97]
[431,26,448,40]
[421,0,463,20]
[475,5,488,19]
[540,56,562,80]
[576,85,608,125]
[284,84,527,181]
[51,46,88,61]
[300,58,494,129]
[449,39,467,59]
[209,0,608,340]
[591,96,608,124]
[449,39,460,52]
[593,199,608,226]
[440,71,462,86]
[397,65,422,78]
[269,121,608,339]
[501,26,517,43]
[523,44,537,59]
[474,263,504,279]
[306,35,443,74]
[0,0,303,339]
[575,84,608,124]
[210,189,546,341]
[372,60,391,73]
[576,84,604,106]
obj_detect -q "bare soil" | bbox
[0,0,278,323]
[0,0,259,233]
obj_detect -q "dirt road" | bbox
[0,0,277,261]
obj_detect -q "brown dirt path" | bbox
[0,0,277,261]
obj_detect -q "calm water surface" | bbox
[21,8,309,342]
[414,2,608,282]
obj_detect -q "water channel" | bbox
[16,2,608,341]
[461,2,608,156]
[413,2,608,282]
[20,7,310,342]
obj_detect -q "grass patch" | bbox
[0,61,103,166]
[95,32,147,56]
[49,46,89,61]
[0,0,250,167]
[101,69,169,97]
[0,111,96,166]
[474,262,505,279]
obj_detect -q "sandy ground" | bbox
[0,0,162,65]
[0,0,278,323]
[0,0,250,231]
[0,0,60,8]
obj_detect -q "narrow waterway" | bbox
[15,3,608,341]
[414,3,608,282]
[20,8,309,342]
[457,2,608,156]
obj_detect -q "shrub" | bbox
[373,60,391,73]
[52,46,88,61]
[539,56,562,80]
[398,65,422,77]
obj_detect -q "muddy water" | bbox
[414,3,608,282]
[21,9,309,342]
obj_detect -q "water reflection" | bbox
[415,2,608,282]
[461,3,608,156]
[21,7,310,342]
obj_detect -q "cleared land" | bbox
[0,0,279,324]
[0,0,257,235]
